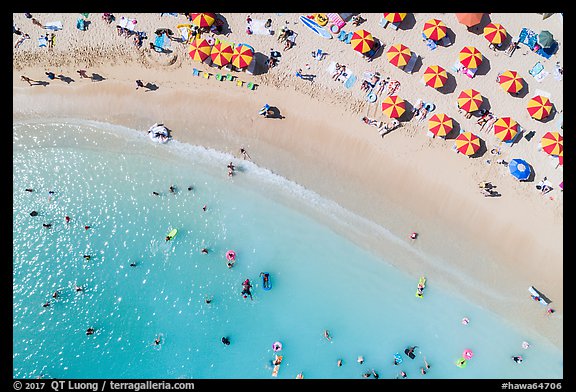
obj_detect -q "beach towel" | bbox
[76,18,87,31]
[518,27,538,49]
[44,21,63,31]
[529,62,544,77]
[327,13,346,28]
[534,70,549,82]
[154,33,169,52]
[38,35,48,47]
[250,19,273,35]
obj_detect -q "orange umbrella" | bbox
[422,18,447,41]
[383,13,406,24]
[459,46,483,69]
[428,113,453,138]
[457,89,483,112]
[387,44,412,67]
[231,43,254,69]
[190,13,216,28]
[455,132,481,156]
[483,22,507,45]
[188,37,212,62]
[540,132,563,156]
[527,95,553,120]
[210,41,234,67]
[498,70,524,94]
[350,29,375,54]
[455,13,484,27]
[493,117,519,142]
[423,65,448,89]
[381,95,406,119]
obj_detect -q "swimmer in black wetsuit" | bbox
[221,336,230,345]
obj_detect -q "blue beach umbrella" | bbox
[508,158,531,181]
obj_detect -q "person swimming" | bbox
[86,327,95,335]
[83,255,91,260]
[221,336,231,345]
[323,330,332,341]
[30,211,38,217]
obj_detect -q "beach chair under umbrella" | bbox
[458,46,483,69]
[387,43,412,68]
[422,18,447,41]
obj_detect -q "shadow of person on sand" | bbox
[144,83,159,92]
[57,74,74,84]
[90,73,106,82]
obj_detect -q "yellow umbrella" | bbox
[527,95,553,120]
[190,13,216,28]
[428,113,453,138]
[188,37,212,62]
[381,95,406,118]
[457,89,483,113]
[210,41,234,67]
[455,132,481,156]
[493,117,519,142]
[458,46,483,69]
[422,18,447,41]
[483,23,507,45]
[540,132,563,156]
[423,65,448,89]
[498,70,524,94]
[383,13,406,24]
[231,43,254,69]
[350,29,375,54]
[387,44,412,68]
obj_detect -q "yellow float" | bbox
[315,13,328,26]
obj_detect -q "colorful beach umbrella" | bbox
[483,22,507,45]
[423,65,448,89]
[428,113,453,138]
[381,95,406,119]
[188,37,212,62]
[190,13,216,28]
[458,46,483,69]
[498,70,524,94]
[455,131,481,156]
[210,41,234,67]
[493,117,519,142]
[508,158,531,181]
[350,29,375,54]
[422,18,447,41]
[457,89,483,113]
[527,95,553,120]
[455,13,484,27]
[231,43,254,69]
[383,13,406,24]
[540,132,563,156]
[387,44,412,68]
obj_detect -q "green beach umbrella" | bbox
[537,30,554,48]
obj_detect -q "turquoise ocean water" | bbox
[13,119,562,379]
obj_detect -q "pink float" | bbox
[226,250,236,261]
[463,349,474,360]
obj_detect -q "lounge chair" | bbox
[504,40,518,57]
[337,30,347,41]
[529,62,544,77]
[203,71,210,79]
[236,79,243,87]
[226,73,234,81]
[426,39,437,51]
[389,21,400,30]
[403,53,418,74]
[379,17,389,29]
[315,48,324,60]
[215,73,222,81]
[192,68,200,76]
[246,81,255,90]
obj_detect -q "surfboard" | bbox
[261,272,271,291]
[166,228,178,240]
[416,276,426,298]
[299,15,332,39]
[272,355,283,377]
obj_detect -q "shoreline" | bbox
[13,12,563,350]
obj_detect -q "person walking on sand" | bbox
[240,148,251,160]
[136,79,145,89]
[77,69,89,79]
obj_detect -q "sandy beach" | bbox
[13,12,563,349]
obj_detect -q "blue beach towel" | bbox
[154,33,168,52]
[529,62,544,77]
[38,35,48,47]
[344,74,357,89]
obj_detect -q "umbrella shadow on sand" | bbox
[265,106,284,119]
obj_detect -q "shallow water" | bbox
[13,119,562,379]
